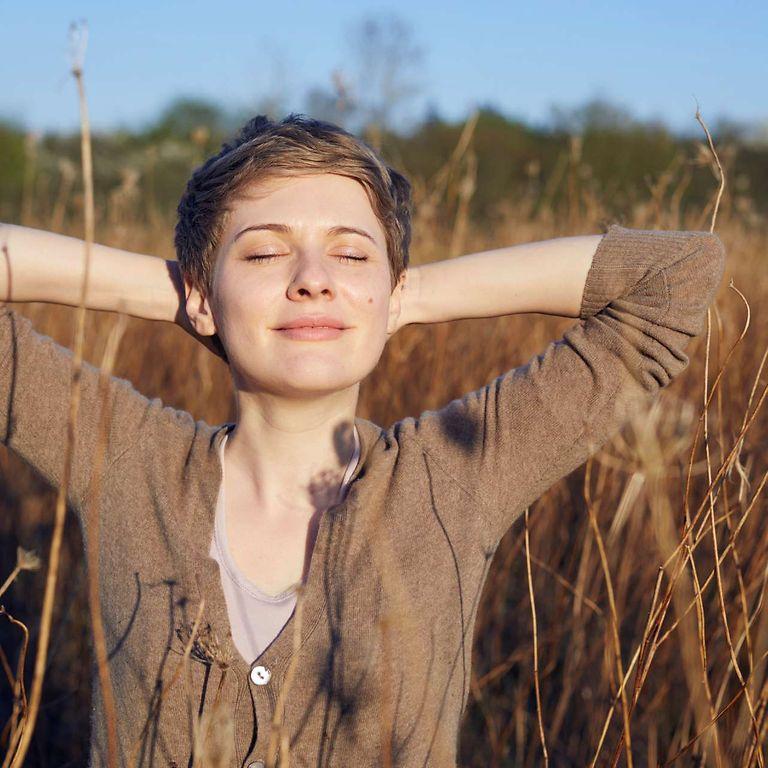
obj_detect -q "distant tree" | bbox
[147,97,228,142]
[0,120,26,218]
[712,115,754,143]
[303,70,354,128]
[341,13,425,136]
[421,100,444,128]
[548,97,637,135]
[749,119,768,148]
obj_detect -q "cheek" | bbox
[221,263,273,304]
[345,277,385,315]
[212,278,269,343]
[364,291,392,330]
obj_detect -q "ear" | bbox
[386,269,407,338]
[184,278,218,337]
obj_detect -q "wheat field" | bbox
[1,117,767,767]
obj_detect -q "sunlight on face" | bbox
[207,173,400,398]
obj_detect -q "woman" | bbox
[0,113,726,767]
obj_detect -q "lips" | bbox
[274,314,349,341]
[275,315,347,330]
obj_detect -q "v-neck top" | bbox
[208,425,361,662]
[0,224,727,766]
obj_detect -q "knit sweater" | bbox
[0,224,726,767]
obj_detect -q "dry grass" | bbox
[0,107,767,767]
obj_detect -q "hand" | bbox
[386,267,419,341]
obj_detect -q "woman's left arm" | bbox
[398,234,603,328]
[396,225,727,546]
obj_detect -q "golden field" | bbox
[1,120,767,767]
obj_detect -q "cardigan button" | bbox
[247,761,265,768]
[250,664,271,686]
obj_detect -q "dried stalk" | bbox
[127,597,208,768]
[0,610,30,768]
[583,459,634,768]
[8,23,97,768]
[524,507,549,767]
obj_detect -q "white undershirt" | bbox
[209,426,361,662]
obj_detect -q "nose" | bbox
[286,252,335,301]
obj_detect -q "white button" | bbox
[247,762,265,768]
[250,664,271,685]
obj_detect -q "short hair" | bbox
[174,113,413,295]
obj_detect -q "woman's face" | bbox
[186,173,404,398]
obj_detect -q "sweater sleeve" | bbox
[407,225,727,546]
[0,307,158,514]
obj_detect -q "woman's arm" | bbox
[0,226,218,518]
[401,234,603,327]
[0,223,180,320]
[399,225,726,546]
[0,223,227,358]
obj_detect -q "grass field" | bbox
[1,120,767,766]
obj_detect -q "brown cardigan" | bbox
[0,224,726,767]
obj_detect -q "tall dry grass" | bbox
[0,103,766,767]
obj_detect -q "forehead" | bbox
[224,173,386,247]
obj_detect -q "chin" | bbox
[272,374,362,399]
[231,344,383,394]
[233,366,363,398]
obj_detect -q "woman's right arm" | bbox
[0,223,224,518]
[0,223,227,358]
[0,223,180,321]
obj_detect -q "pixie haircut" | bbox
[174,113,413,295]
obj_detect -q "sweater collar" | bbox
[187,416,384,685]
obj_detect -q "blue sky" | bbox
[2,0,765,136]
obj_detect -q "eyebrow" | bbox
[233,223,378,246]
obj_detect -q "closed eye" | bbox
[244,254,283,263]
[244,253,368,263]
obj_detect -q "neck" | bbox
[224,384,360,520]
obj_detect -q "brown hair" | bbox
[174,113,413,295]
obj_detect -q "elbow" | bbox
[696,232,727,300]
[674,232,727,331]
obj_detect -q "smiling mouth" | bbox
[274,326,347,339]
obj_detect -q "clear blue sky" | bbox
[2,0,765,137]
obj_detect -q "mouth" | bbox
[274,326,347,340]
[274,315,347,341]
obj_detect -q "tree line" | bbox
[1,95,766,234]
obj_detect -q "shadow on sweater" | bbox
[281,413,488,765]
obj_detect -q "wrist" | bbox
[166,260,187,325]
[397,265,424,327]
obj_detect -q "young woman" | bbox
[0,114,726,767]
